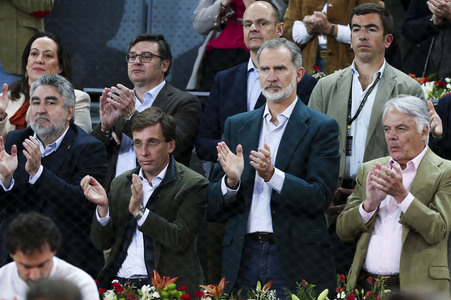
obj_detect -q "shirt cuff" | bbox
[0,177,14,191]
[336,24,351,44]
[359,202,376,224]
[292,20,314,44]
[29,165,44,184]
[221,175,240,201]
[267,167,284,193]
[397,193,414,213]
[96,206,110,227]
[137,209,150,227]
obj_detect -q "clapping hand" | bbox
[0,136,17,187]
[0,83,8,120]
[80,175,108,217]
[217,141,244,189]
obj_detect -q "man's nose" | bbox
[28,268,41,281]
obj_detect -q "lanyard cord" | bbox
[346,74,381,132]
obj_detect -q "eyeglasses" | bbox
[131,139,165,149]
[125,52,164,63]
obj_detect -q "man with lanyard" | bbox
[308,3,430,274]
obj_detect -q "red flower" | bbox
[339,274,346,282]
[300,279,308,287]
[178,285,188,291]
[313,65,321,72]
[365,291,372,298]
[182,294,191,300]
[375,280,381,287]
[99,288,107,294]
[348,295,356,300]
[375,295,381,300]
[366,276,373,283]
[195,290,205,298]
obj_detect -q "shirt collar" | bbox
[134,80,166,111]
[389,145,428,171]
[139,162,168,187]
[262,97,298,123]
[34,125,70,157]
[351,59,386,80]
[247,58,258,73]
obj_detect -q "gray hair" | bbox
[29,74,75,109]
[257,37,303,68]
[383,95,430,143]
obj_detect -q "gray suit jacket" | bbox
[308,62,425,183]
[92,82,202,191]
[336,148,451,295]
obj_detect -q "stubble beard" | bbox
[30,114,67,143]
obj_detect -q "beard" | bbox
[30,113,67,142]
[261,74,297,103]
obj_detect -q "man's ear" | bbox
[160,60,170,74]
[384,34,394,49]
[276,22,285,37]
[66,106,74,121]
[168,140,175,154]
[296,67,305,83]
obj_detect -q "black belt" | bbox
[361,270,400,288]
[116,276,152,287]
[245,232,274,243]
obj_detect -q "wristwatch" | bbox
[134,206,146,221]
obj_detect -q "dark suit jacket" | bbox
[430,94,451,160]
[207,100,340,293]
[195,62,317,161]
[92,82,202,191]
[0,123,108,275]
[91,157,209,295]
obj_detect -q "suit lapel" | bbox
[45,125,76,173]
[238,107,263,208]
[401,149,441,246]
[235,63,250,112]
[152,82,172,110]
[365,65,395,149]
[336,70,352,143]
[276,101,309,170]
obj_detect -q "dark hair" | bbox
[128,33,173,77]
[349,3,393,36]
[132,107,176,142]
[253,0,282,23]
[27,278,82,300]
[5,212,61,255]
[9,32,73,101]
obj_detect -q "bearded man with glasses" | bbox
[91,33,202,192]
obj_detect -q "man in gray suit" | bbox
[308,3,427,274]
[92,33,202,190]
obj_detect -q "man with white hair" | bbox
[337,95,451,296]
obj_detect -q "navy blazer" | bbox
[0,123,108,275]
[207,100,340,294]
[195,62,317,161]
[430,94,451,160]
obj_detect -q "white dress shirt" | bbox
[221,98,298,233]
[345,60,385,179]
[359,146,427,275]
[97,164,168,278]
[247,58,261,111]
[115,80,166,177]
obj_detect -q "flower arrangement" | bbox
[98,270,190,300]
[312,65,327,80]
[98,272,388,300]
[333,274,386,300]
[409,74,451,99]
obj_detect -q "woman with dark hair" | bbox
[0,32,92,136]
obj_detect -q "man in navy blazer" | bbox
[208,38,339,296]
[0,74,107,276]
[195,0,317,162]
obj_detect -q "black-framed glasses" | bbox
[125,52,164,63]
[131,139,165,149]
